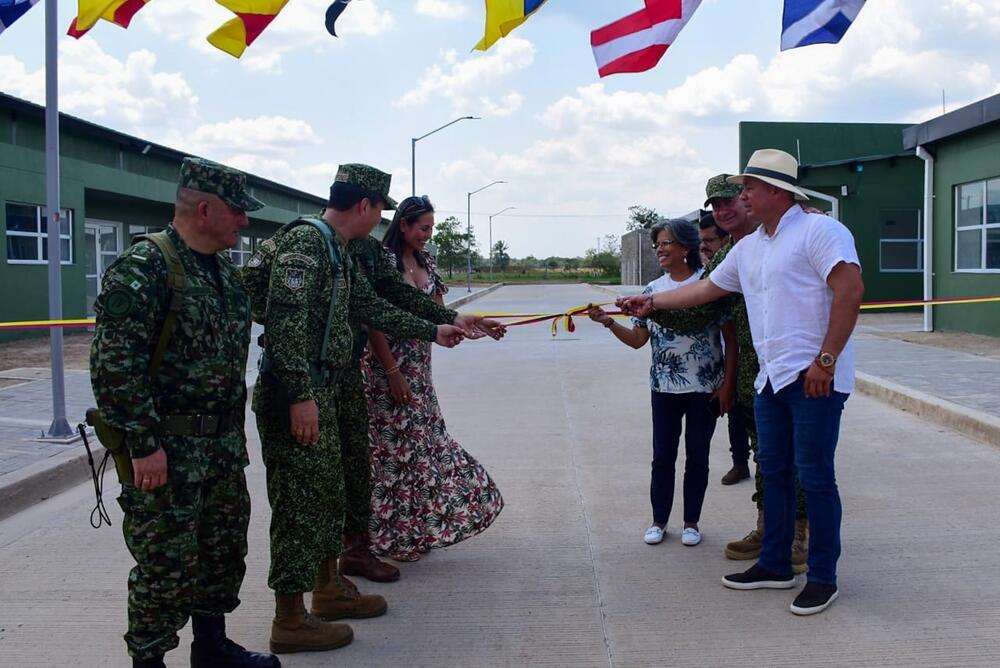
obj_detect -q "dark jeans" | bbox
[755,377,848,585]
[727,407,751,467]
[650,391,717,525]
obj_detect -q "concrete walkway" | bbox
[1,283,1000,666]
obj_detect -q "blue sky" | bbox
[1,0,999,257]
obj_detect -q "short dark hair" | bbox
[698,210,727,238]
[328,181,383,212]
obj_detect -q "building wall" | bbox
[929,124,1000,336]
[0,105,325,342]
[620,228,660,286]
[738,121,923,303]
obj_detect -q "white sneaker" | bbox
[643,525,666,544]
[681,527,702,546]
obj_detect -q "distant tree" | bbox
[492,241,510,270]
[625,205,660,232]
[546,258,560,270]
[432,216,477,278]
[564,257,580,271]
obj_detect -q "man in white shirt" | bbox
[618,149,864,616]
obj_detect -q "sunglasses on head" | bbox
[400,195,433,216]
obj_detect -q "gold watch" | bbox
[816,352,837,369]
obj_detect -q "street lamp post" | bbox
[411,116,479,196]
[466,181,506,292]
[488,206,516,282]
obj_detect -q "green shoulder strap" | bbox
[279,218,342,364]
[134,231,188,376]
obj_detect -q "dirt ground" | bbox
[0,332,94,372]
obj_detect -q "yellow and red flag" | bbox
[68,0,152,39]
[208,0,290,58]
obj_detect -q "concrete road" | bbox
[1,284,999,667]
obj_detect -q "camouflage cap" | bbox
[178,157,265,212]
[703,173,743,207]
[333,163,398,210]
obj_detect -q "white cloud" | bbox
[221,154,336,195]
[394,35,535,117]
[0,40,197,133]
[191,117,323,156]
[415,0,470,20]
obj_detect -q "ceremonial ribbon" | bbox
[1,296,998,332]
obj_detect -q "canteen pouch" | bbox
[85,408,133,485]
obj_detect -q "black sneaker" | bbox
[722,564,795,590]
[790,582,839,615]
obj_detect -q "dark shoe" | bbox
[133,657,166,668]
[722,564,795,590]
[340,543,401,583]
[721,464,750,485]
[790,582,839,615]
[191,613,281,667]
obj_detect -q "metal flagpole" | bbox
[44,0,71,438]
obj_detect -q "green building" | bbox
[0,92,327,341]
[903,93,1000,337]
[738,121,924,304]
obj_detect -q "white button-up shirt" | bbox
[709,205,861,395]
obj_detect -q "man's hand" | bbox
[132,447,168,491]
[452,314,487,340]
[586,304,613,327]
[435,324,465,348]
[475,318,507,340]
[289,399,320,446]
[616,295,653,317]
[803,361,834,398]
[711,380,736,416]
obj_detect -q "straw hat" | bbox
[727,149,809,201]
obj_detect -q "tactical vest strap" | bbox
[135,231,188,377]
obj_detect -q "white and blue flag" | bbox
[781,0,866,51]
[0,0,40,37]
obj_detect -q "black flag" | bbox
[326,0,352,37]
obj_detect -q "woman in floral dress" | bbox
[363,195,504,562]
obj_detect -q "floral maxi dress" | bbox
[362,253,504,560]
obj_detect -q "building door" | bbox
[85,220,122,316]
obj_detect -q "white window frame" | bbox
[5,202,74,265]
[954,177,1000,273]
[879,209,923,273]
[229,235,254,267]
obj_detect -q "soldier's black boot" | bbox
[191,613,281,668]
[132,657,166,668]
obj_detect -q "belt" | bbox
[159,411,240,437]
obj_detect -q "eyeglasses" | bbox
[650,240,679,250]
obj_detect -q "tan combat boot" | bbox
[791,518,809,575]
[270,592,353,654]
[725,510,764,560]
[311,558,389,621]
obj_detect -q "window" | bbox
[955,178,1000,272]
[879,209,922,272]
[5,202,73,264]
[229,235,254,267]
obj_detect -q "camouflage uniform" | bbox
[90,158,263,660]
[341,236,458,535]
[252,165,444,595]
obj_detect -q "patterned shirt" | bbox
[634,270,724,394]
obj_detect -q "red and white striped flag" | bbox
[591,0,702,77]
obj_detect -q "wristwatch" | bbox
[816,351,837,369]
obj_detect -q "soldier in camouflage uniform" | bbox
[638,175,809,574]
[251,164,466,655]
[90,158,279,668]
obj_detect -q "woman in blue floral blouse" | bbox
[589,218,736,547]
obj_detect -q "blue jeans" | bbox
[755,376,848,585]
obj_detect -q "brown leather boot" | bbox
[791,518,809,575]
[311,559,388,621]
[340,532,400,583]
[270,592,353,654]
[725,510,764,560]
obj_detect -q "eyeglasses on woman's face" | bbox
[651,239,679,250]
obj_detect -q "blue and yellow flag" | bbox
[474,0,548,51]
[0,0,40,36]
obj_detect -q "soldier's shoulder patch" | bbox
[278,252,318,267]
[284,268,306,291]
[103,288,136,319]
[246,254,263,268]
